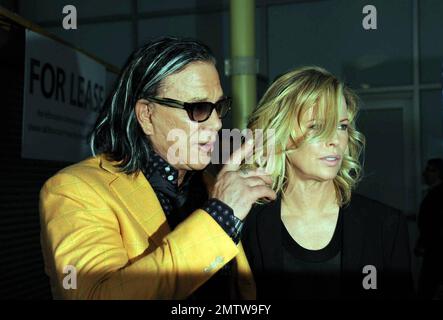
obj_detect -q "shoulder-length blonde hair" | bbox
[245,66,365,206]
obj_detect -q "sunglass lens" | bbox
[217,99,231,118]
[192,103,213,122]
[190,98,231,122]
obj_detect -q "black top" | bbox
[242,194,415,299]
[281,208,342,299]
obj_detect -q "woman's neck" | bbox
[282,170,338,218]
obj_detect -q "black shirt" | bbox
[281,209,342,299]
[242,194,415,299]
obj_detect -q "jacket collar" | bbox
[99,155,170,246]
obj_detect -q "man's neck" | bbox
[177,170,186,186]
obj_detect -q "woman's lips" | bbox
[320,155,341,166]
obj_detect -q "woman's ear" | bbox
[135,100,154,135]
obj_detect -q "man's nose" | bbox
[203,109,222,132]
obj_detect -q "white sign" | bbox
[22,29,106,162]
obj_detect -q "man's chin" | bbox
[187,155,211,170]
[188,161,210,171]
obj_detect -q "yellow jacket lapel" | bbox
[99,156,170,246]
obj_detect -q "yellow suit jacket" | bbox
[39,155,256,299]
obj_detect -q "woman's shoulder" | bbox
[345,193,406,227]
[243,197,281,236]
[247,197,281,219]
[348,193,398,211]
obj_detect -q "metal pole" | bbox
[230,0,256,129]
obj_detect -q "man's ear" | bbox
[135,100,154,135]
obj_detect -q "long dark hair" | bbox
[89,37,216,174]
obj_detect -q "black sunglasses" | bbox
[144,96,232,122]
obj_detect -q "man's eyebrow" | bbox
[340,118,349,122]
[188,95,225,103]
[188,97,207,102]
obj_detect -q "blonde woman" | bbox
[241,66,414,299]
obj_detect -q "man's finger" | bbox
[220,138,255,174]
[245,175,273,187]
[251,185,277,201]
[240,168,272,182]
[244,177,268,188]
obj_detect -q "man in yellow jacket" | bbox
[39,37,276,300]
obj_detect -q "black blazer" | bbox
[242,194,415,299]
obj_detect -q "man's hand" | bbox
[210,139,277,221]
